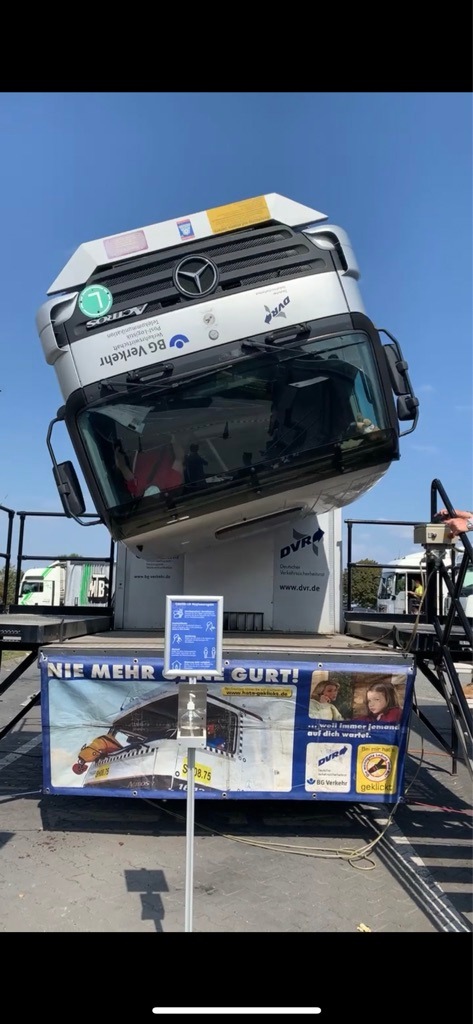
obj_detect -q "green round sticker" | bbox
[78,284,113,318]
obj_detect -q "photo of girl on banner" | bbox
[352,676,406,723]
[308,669,408,722]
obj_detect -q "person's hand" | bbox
[437,509,473,535]
[438,509,472,518]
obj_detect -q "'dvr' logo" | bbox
[264,295,290,325]
[318,746,348,766]
[280,526,324,559]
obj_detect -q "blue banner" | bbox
[40,654,415,803]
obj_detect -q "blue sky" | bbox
[0,91,471,569]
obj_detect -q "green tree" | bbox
[343,558,381,609]
[0,564,19,605]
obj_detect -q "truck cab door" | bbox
[43,579,55,605]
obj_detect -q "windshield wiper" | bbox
[97,362,174,396]
[95,364,229,408]
[126,364,235,394]
[99,363,221,396]
[241,322,311,354]
[99,323,313,400]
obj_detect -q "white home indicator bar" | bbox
[152,1011,322,1016]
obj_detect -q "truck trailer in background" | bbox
[19,560,111,608]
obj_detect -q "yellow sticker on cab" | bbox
[95,764,110,780]
[206,196,271,234]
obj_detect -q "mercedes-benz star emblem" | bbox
[174,255,219,298]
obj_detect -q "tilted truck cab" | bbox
[34,193,426,805]
[36,193,418,560]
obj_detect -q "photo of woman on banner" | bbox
[309,671,343,720]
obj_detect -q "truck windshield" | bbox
[378,573,396,600]
[77,329,394,524]
[378,571,406,600]
[20,580,44,595]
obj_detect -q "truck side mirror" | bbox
[53,461,86,518]
[379,331,420,436]
[383,340,411,396]
[397,394,420,421]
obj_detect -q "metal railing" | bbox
[346,517,424,614]
[12,509,115,610]
[0,504,15,608]
[428,479,473,653]
[0,508,115,612]
[0,508,115,743]
[345,479,472,775]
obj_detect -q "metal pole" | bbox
[2,510,15,607]
[347,521,353,609]
[14,513,26,604]
[184,745,196,932]
[425,554,438,624]
[108,537,115,613]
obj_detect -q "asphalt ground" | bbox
[0,651,471,1019]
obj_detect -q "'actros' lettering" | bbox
[86,304,148,329]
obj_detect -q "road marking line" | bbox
[356,807,471,933]
[0,734,42,772]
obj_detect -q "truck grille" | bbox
[65,223,335,342]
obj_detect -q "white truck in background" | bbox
[19,562,65,606]
[19,560,112,608]
[376,549,472,618]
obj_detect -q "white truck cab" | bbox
[19,562,65,606]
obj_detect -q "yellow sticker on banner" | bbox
[207,196,271,234]
[95,764,110,780]
[355,744,398,795]
[178,759,212,785]
[222,686,292,698]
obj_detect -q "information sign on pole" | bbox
[164,595,223,933]
[164,595,224,678]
